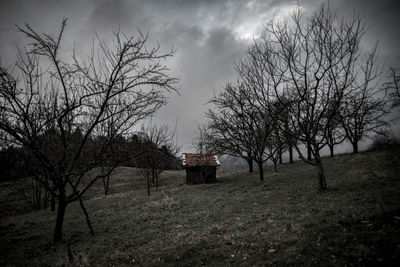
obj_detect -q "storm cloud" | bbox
[1,0,399,150]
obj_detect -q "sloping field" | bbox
[1,148,400,266]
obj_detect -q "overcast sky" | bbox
[1,0,399,152]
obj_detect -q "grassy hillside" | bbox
[1,148,400,266]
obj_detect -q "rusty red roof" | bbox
[182,153,220,167]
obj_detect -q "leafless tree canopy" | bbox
[192,123,214,155]
[206,84,254,172]
[339,49,387,153]
[138,123,180,196]
[384,64,400,109]
[205,5,386,190]
[0,19,178,241]
[207,82,272,181]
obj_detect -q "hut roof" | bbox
[182,153,220,167]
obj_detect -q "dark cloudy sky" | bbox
[1,0,399,151]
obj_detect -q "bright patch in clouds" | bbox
[233,4,303,41]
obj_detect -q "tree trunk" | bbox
[273,161,278,172]
[257,161,264,182]
[307,142,312,161]
[288,146,293,163]
[352,141,358,153]
[103,176,109,195]
[315,154,327,191]
[278,149,283,164]
[329,144,334,157]
[147,175,150,196]
[43,188,48,209]
[53,193,67,242]
[32,179,41,210]
[51,193,56,212]
[247,158,253,173]
[78,195,94,236]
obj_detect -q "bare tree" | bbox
[206,91,255,173]
[269,95,298,163]
[0,146,51,210]
[207,82,271,182]
[192,123,214,155]
[339,50,386,153]
[9,175,51,210]
[325,113,345,157]
[138,123,179,196]
[0,19,178,241]
[384,65,400,109]
[265,124,282,172]
[239,5,366,190]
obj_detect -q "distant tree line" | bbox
[202,5,398,190]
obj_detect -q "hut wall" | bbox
[185,166,216,184]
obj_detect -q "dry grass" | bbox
[1,148,400,266]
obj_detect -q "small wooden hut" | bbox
[181,153,221,184]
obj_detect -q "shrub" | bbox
[369,130,400,151]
